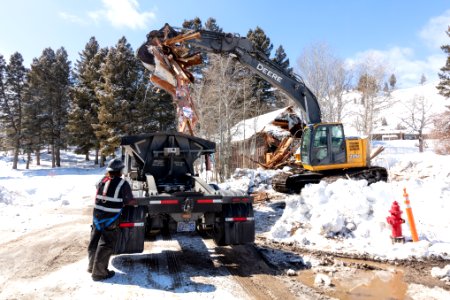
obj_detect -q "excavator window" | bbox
[312,127,329,163]
[307,124,346,166]
[300,127,312,164]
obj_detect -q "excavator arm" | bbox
[137,24,321,124]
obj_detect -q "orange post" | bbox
[403,188,419,242]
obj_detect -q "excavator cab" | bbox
[301,123,355,171]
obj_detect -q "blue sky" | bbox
[0,0,449,88]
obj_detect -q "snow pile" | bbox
[431,265,450,284]
[0,185,14,205]
[266,148,450,260]
[219,167,280,194]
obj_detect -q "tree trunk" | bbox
[95,149,99,165]
[100,154,106,167]
[12,143,19,170]
[56,146,61,167]
[36,149,41,165]
[85,152,90,161]
[418,132,424,153]
[51,144,56,168]
[26,151,31,169]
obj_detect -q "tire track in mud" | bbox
[0,216,90,291]
[202,238,300,300]
[161,230,183,289]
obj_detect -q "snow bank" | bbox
[267,147,450,260]
[219,167,280,194]
[431,265,450,284]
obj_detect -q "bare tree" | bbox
[191,54,252,181]
[400,95,433,152]
[354,55,391,136]
[432,109,450,154]
[297,42,353,122]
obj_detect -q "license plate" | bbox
[177,221,196,232]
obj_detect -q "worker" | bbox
[87,158,135,281]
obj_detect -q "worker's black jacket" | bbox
[94,175,134,223]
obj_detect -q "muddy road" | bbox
[0,205,449,299]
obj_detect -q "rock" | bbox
[286,269,297,276]
[314,273,332,287]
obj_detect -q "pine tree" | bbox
[420,74,427,85]
[272,45,292,73]
[52,48,71,167]
[437,26,450,98]
[383,82,389,94]
[0,55,6,151]
[434,26,450,154]
[68,37,104,163]
[21,83,39,169]
[246,26,275,112]
[1,53,27,169]
[26,57,50,166]
[28,47,71,167]
[94,37,141,165]
[389,74,396,90]
[272,45,293,108]
[204,17,222,32]
[182,17,203,31]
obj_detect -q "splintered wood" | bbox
[260,137,294,169]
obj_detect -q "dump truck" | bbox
[114,132,255,254]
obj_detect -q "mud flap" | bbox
[114,206,146,254]
[215,203,255,246]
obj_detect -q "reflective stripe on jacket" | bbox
[94,176,126,214]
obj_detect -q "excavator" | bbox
[136,24,388,194]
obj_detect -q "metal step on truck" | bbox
[114,132,255,254]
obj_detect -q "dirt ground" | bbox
[0,206,448,300]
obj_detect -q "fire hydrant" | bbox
[386,201,405,243]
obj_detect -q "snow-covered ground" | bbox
[223,140,450,261]
[1,139,449,299]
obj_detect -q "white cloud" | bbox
[88,0,156,30]
[346,47,445,88]
[346,10,450,89]
[419,9,450,49]
[58,12,87,25]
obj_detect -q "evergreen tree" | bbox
[52,48,71,167]
[434,26,450,154]
[437,26,450,98]
[383,82,389,94]
[131,59,176,134]
[389,73,396,89]
[0,55,6,151]
[94,37,140,165]
[21,82,39,168]
[1,53,27,169]
[246,26,275,111]
[204,17,222,32]
[420,73,427,85]
[28,47,71,167]
[136,87,176,132]
[182,17,203,31]
[272,45,292,74]
[26,57,51,166]
[272,45,293,108]
[68,37,105,163]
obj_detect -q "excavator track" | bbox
[271,167,388,194]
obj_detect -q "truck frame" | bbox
[114,132,255,254]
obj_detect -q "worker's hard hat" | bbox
[106,158,125,172]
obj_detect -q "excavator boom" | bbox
[137,23,321,124]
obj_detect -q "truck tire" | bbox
[213,221,226,246]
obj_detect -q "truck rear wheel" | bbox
[213,221,226,246]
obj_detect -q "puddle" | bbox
[297,259,411,300]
